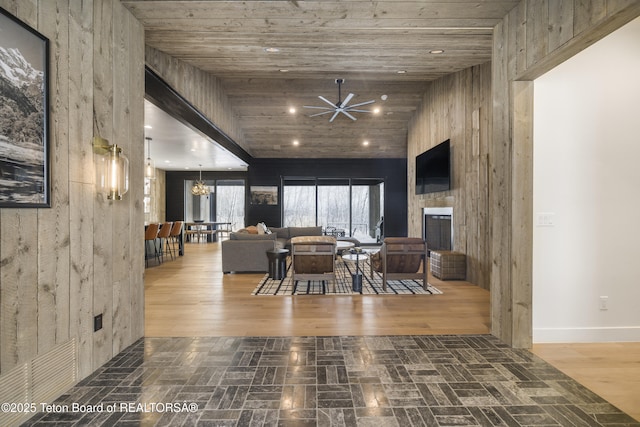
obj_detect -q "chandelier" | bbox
[191,164,209,196]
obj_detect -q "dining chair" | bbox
[215,222,232,241]
[144,223,160,267]
[157,222,174,262]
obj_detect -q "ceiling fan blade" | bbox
[303,105,333,110]
[329,111,340,122]
[309,110,334,117]
[342,111,357,121]
[347,109,373,113]
[340,93,354,108]
[318,96,337,107]
[347,99,375,108]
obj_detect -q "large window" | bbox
[216,180,245,231]
[282,179,316,227]
[184,179,245,231]
[282,177,384,243]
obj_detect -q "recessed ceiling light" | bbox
[289,107,296,114]
[264,47,280,53]
[293,140,299,146]
[164,160,170,163]
[144,125,152,129]
[373,107,381,114]
[397,70,407,74]
[429,49,445,54]
[381,94,388,101]
[279,69,289,73]
[363,140,370,146]
[190,148,196,152]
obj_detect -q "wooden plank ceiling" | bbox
[123,0,519,159]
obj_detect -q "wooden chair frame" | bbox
[290,236,337,294]
[371,237,428,291]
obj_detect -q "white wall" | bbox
[533,17,640,343]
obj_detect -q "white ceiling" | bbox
[143,100,248,171]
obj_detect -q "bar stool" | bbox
[144,223,160,267]
[168,221,183,258]
[157,222,174,262]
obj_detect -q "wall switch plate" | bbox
[599,296,609,311]
[94,314,103,331]
[536,212,556,227]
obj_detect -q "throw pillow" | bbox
[257,222,272,234]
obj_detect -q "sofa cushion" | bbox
[269,227,289,239]
[288,226,322,238]
[230,232,276,241]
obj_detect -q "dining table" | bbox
[185,221,231,243]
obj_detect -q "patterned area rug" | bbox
[252,258,442,295]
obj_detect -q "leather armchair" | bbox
[290,236,337,294]
[370,237,428,290]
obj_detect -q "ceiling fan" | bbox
[303,79,375,122]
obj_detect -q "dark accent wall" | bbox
[248,158,407,237]
[165,158,408,237]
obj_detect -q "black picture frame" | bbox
[0,7,50,208]
[250,186,278,205]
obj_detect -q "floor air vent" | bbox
[0,339,77,427]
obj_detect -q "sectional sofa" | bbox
[221,226,322,273]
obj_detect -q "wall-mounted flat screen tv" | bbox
[416,139,450,194]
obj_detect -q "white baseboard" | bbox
[533,326,640,343]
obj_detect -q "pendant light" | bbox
[191,164,209,196]
[144,137,156,179]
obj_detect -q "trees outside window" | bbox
[282,178,383,243]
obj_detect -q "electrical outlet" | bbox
[94,314,103,331]
[599,296,608,311]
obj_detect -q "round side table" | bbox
[266,248,289,280]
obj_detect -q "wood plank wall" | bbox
[407,62,492,291]
[0,0,145,384]
[145,169,166,223]
[491,0,640,348]
[145,47,249,156]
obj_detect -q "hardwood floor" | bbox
[144,242,491,337]
[532,343,640,421]
[145,241,639,421]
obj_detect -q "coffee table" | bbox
[336,240,355,254]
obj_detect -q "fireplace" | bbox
[423,207,453,252]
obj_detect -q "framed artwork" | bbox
[250,185,278,205]
[0,7,50,207]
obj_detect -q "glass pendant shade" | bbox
[144,137,156,179]
[145,157,156,179]
[98,144,129,200]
